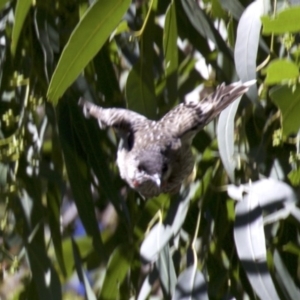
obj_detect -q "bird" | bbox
[79,80,255,198]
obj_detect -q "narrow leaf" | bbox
[126,60,156,119]
[164,0,178,76]
[234,192,280,300]
[57,100,106,256]
[99,244,133,299]
[47,0,130,104]
[234,0,267,101]
[137,274,153,300]
[229,179,293,300]
[219,0,244,20]
[11,0,32,56]
[71,239,97,300]
[156,244,177,296]
[273,250,300,300]
[47,184,66,277]
[140,223,173,262]
[163,0,178,103]
[217,99,241,182]
[173,266,208,300]
[181,0,233,60]
[26,228,62,300]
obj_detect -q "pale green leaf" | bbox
[261,6,300,34]
[263,59,299,84]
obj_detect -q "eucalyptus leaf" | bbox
[47,0,130,104]
[270,85,300,136]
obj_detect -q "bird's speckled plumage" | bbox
[79,80,255,198]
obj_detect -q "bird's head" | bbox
[116,130,173,197]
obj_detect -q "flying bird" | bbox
[79,80,255,198]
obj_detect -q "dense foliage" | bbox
[1,0,300,299]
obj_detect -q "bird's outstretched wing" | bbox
[160,80,255,143]
[78,98,147,132]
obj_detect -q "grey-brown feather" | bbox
[79,80,254,198]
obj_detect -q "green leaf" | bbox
[99,244,133,299]
[11,0,32,56]
[57,100,106,256]
[0,0,11,11]
[47,184,67,277]
[288,168,300,186]
[164,0,178,78]
[181,0,233,61]
[261,6,300,34]
[26,227,62,300]
[211,0,226,19]
[47,0,130,104]
[269,85,300,136]
[71,239,97,300]
[73,99,129,223]
[163,0,178,104]
[126,60,156,119]
[62,237,93,278]
[263,59,299,84]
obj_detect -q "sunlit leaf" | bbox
[137,273,153,300]
[261,6,300,34]
[232,180,280,300]
[99,244,133,299]
[217,99,240,182]
[263,59,299,84]
[288,168,300,186]
[156,244,177,296]
[270,85,300,136]
[47,0,130,104]
[140,223,173,262]
[173,266,209,300]
[230,178,297,299]
[234,0,267,101]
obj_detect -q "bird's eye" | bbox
[127,132,134,151]
[162,162,168,174]
[137,164,145,173]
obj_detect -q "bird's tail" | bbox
[194,80,255,125]
[174,80,256,141]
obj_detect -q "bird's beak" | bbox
[150,174,161,187]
